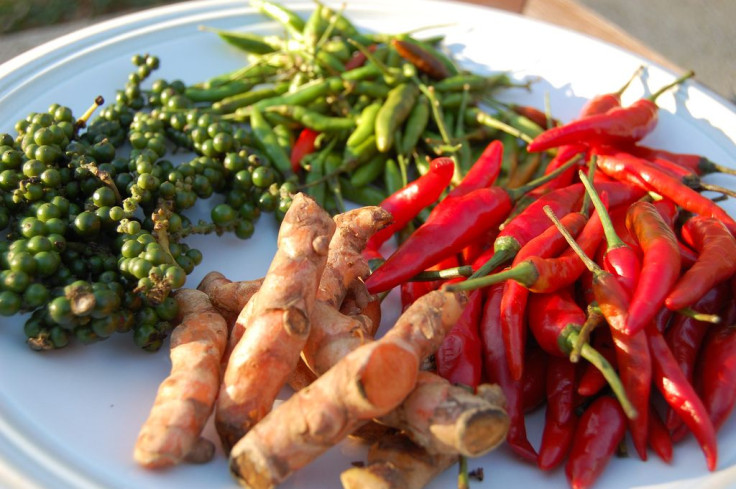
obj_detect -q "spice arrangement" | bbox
[0,1,735,489]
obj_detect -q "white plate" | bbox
[1,1,736,488]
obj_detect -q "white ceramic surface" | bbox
[1,1,735,488]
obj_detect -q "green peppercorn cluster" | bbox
[0,54,295,351]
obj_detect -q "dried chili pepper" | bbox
[391,38,450,80]
[436,289,483,388]
[647,320,718,471]
[365,157,454,252]
[538,357,578,471]
[527,71,694,152]
[498,212,588,381]
[479,283,537,463]
[565,396,627,489]
[666,216,736,311]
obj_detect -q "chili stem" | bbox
[458,455,470,489]
[699,182,736,199]
[677,307,721,324]
[447,261,537,292]
[570,304,605,363]
[579,156,597,217]
[543,205,600,273]
[616,65,645,96]
[648,70,695,102]
[411,265,474,281]
[578,169,626,249]
[573,329,638,419]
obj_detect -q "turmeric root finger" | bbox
[215,193,335,452]
[228,289,467,489]
[340,432,458,489]
[134,289,228,469]
[197,271,262,323]
[378,372,509,457]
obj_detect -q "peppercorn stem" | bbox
[74,95,104,130]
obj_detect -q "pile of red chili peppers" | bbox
[363,70,736,489]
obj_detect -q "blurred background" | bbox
[0,0,734,103]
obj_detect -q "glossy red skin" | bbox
[647,321,718,471]
[289,128,319,172]
[500,212,588,381]
[528,98,658,152]
[648,405,673,464]
[577,329,617,397]
[624,201,682,335]
[565,396,627,489]
[436,290,483,388]
[521,345,548,414]
[665,283,729,433]
[479,283,537,463]
[446,139,503,199]
[366,186,513,294]
[597,149,736,235]
[366,157,454,251]
[538,357,579,471]
[527,288,586,357]
[666,216,736,310]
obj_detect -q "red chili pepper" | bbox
[344,43,377,71]
[647,320,718,471]
[436,289,483,388]
[664,283,729,431]
[538,357,578,471]
[500,212,589,380]
[527,71,694,153]
[565,396,627,489]
[521,345,548,413]
[446,139,503,199]
[648,405,673,464]
[391,38,450,80]
[479,283,538,463]
[577,328,617,397]
[453,204,607,297]
[289,128,320,173]
[577,65,643,118]
[626,144,736,177]
[623,201,682,335]
[398,255,458,311]
[367,159,579,294]
[696,320,736,433]
[596,148,736,235]
[666,216,736,310]
[365,157,454,252]
[477,181,645,277]
[527,287,635,419]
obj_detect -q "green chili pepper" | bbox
[350,153,387,187]
[341,64,381,82]
[184,80,254,103]
[302,3,328,49]
[434,73,512,92]
[202,27,280,55]
[322,39,351,62]
[249,106,292,176]
[343,134,378,170]
[316,50,346,74]
[338,178,386,206]
[324,152,346,213]
[237,77,345,115]
[266,105,356,132]
[383,158,403,195]
[398,94,429,155]
[465,107,534,144]
[375,82,419,152]
[272,124,293,155]
[213,82,290,113]
[250,0,305,39]
[346,101,381,148]
[319,5,372,46]
[351,81,390,99]
[304,151,327,206]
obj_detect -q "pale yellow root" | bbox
[133,289,228,469]
[340,432,458,489]
[228,289,467,489]
[378,372,509,457]
[215,193,335,452]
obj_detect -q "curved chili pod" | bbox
[538,357,578,471]
[391,38,450,80]
[436,289,483,388]
[696,320,736,433]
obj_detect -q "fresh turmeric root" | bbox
[340,431,458,489]
[377,372,509,457]
[197,271,262,324]
[215,193,335,452]
[133,288,228,469]
[228,289,467,489]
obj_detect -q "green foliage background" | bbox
[0,0,180,33]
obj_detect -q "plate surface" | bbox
[1,1,736,488]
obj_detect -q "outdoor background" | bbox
[0,0,734,103]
